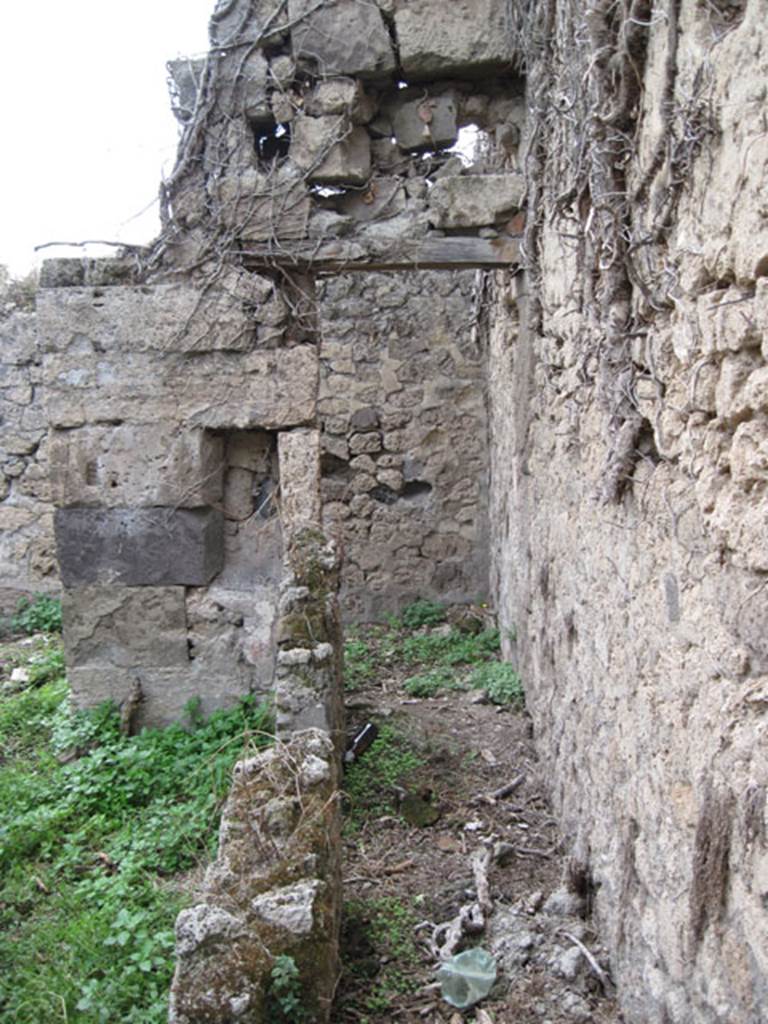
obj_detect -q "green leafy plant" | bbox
[403,666,459,698]
[12,595,62,635]
[400,599,447,629]
[344,637,375,691]
[344,724,423,826]
[0,670,274,1024]
[267,954,305,1022]
[343,897,421,1014]
[468,661,524,706]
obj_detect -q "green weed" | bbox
[12,594,62,635]
[468,661,525,707]
[400,627,500,667]
[343,896,421,1014]
[267,954,306,1022]
[0,667,273,1024]
[344,637,375,691]
[400,599,446,629]
[403,666,460,698]
[344,724,423,825]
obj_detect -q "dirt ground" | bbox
[333,626,623,1024]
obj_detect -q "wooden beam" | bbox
[237,234,520,273]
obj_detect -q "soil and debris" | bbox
[334,608,623,1024]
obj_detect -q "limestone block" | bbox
[729,420,768,489]
[46,344,317,431]
[290,0,396,79]
[337,176,407,222]
[209,0,288,46]
[349,431,382,455]
[167,57,205,123]
[714,351,761,422]
[38,276,277,355]
[391,92,458,152]
[289,114,371,186]
[49,425,224,508]
[278,428,322,533]
[428,173,525,229]
[1,311,38,365]
[63,586,188,668]
[238,51,270,121]
[54,507,224,587]
[697,288,761,354]
[216,166,311,241]
[305,77,377,124]
[395,0,519,79]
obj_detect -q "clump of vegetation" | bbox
[267,954,306,1023]
[344,723,423,826]
[344,635,376,691]
[12,594,62,635]
[403,666,459,698]
[400,599,446,629]
[0,264,38,319]
[341,896,421,1019]
[0,645,273,1024]
[468,661,524,707]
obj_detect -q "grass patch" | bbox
[344,723,423,827]
[342,896,421,1019]
[12,594,62,635]
[0,641,273,1024]
[468,661,524,706]
[343,636,376,691]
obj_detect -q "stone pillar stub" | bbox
[54,507,224,587]
[277,428,322,534]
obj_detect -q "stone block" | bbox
[289,115,371,186]
[290,0,396,78]
[305,77,377,124]
[209,0,288,46]
[278,428,322,533]
[428,173,525,228]
[391,92,459,152]
[45,344,317,431]
[49,425,224,508]
[38,276,279,356]
[167,57,205,123]
[216,166,311,241]
[395,0,519,79]
[63,586,188,668]
[337,176,406,222]
[0,311,38,365]
[55,507,224,587]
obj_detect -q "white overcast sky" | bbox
[1,1,215,275]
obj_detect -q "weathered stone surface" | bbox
[290,0,396,79]
[391,92,458,152]
[54,507,224,587]
[289,114,371,186]
[216,166,311,241]
[63,586,188,668]
[38,276,276,355]
[49,425,224,508]
[395,0,519,79]
[45,344,318,430]
[428,173,525,228]
[169,729,341,1024]
[209,0,288,47]
[305,77,377,123]
[167,57,205,123]
[278,428,322,533]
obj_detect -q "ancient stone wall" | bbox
[318,270,490,620]
[0,310,58,614]
[38,257,318,727]
[489,2,768,1022]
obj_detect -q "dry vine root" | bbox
[430,844,494,960]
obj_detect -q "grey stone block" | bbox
[289,115,371,186]
[395,0,519,79]
[290,0,396,79]
[428,173,525,229]
[63,586,189,667]
[55,507,224,587]
[391,93,458,152]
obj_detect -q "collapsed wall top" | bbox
[164,0,526,274]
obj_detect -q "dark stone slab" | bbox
[55,507,224,587]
